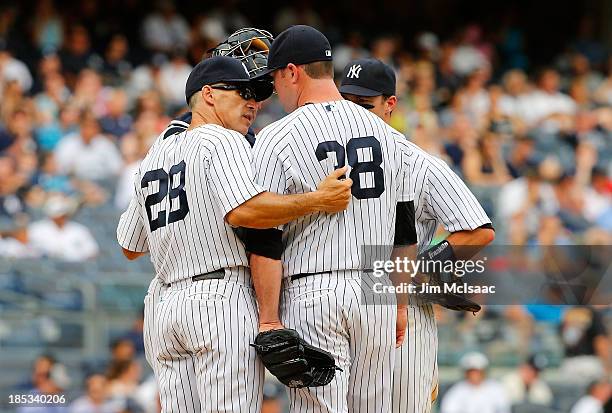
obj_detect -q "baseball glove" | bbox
[412,240,482,314]
[251,329,341,388]
[411,272,482,313]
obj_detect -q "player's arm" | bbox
[117,170,149,260]
[208,133,351,229]
[226,166,350,228]
[242,129,298,332]
[420,155,495,261]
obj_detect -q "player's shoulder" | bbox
[256,109,303,142]
[188,124,250,156]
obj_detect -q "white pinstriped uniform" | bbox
[393,139,492,413]
[253,100,415,413]
[117,124,266,413]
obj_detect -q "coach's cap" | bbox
[255,25,332,77]
[459,352,489,371]
[339,58,396,97]
[185,56,271,104]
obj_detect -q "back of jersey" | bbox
[253,100,412,276]
[119,124,261,284]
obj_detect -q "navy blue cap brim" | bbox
[251,67,276,80]
[338,84,383,97]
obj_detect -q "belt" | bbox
[192,270,225,282]
[290,271,331,281]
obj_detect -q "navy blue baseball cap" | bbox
[185,56,272,104]
[339,58,396,97]
[254,25,332,77]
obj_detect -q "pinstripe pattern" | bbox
[253,100,414,277]
[117,124,264,285]
[281,271,396,413]
[117,124,266,413]
[393,139,491,413]
[150,268,263,413]
[253,100,413,412]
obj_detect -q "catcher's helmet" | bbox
[211,28,273,78]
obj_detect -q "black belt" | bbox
[290,271,331,281]
[192,270,225,282]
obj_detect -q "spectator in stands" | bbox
[69,373,123,413]
[462,131,511,186]
[440,352,511,413]
[110,338,136,363]
[114,135,141,210]
[71,69,111,117]
[0,40,33,95]
[497,161,560,244]
[560,306,610,382]
[99,89,132,139]
[498,69,529,122]
[18,357,71,413]
[28,194,99,261]
[101,34,132,87]
[29,0,64,55]
[158,49,192,112]
[505,135,538,178]
[521,68,575,133]
[35,102,80,152]
[459,67,491,129]
[141,0,190,53]
[106,359,145,411]
[0,154,27,218]
[35,72,70,123]
[58,25,101,82]
[54,110,122,181]
[450,25,490,77]
[571,380,611,413]
[0,216,38,258]
[501,354,553,407]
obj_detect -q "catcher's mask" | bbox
[211,28,273,78]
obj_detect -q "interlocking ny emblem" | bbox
[347,64,363,79]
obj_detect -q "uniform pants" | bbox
[392,303,438,413]
[143,269,264,413]
[280,271,396,413]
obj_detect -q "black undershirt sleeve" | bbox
[394,201,417,246]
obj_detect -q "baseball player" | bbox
[116,56,353,413]
[340,58,496,413]
[162,28,274,145]
[243,25,422,412]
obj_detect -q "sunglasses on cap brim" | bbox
[210,83,271,102]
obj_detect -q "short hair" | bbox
[302,61,334,79]
[188,91,200,110]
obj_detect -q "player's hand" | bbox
[259,320,285,332]
[315,166,353,213]
[396,305,408,348]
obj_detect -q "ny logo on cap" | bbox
[347,64,363,79]
[325,50,332,57]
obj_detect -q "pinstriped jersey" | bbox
[396,139,492,251]
[117,124,264,284]
[252,100,415,276]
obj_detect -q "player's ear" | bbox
[286,63,299,84]
[385,95,398,115]
[201,85,215,105]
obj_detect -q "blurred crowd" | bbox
[0,0,611,258]
[0,0,610,412]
